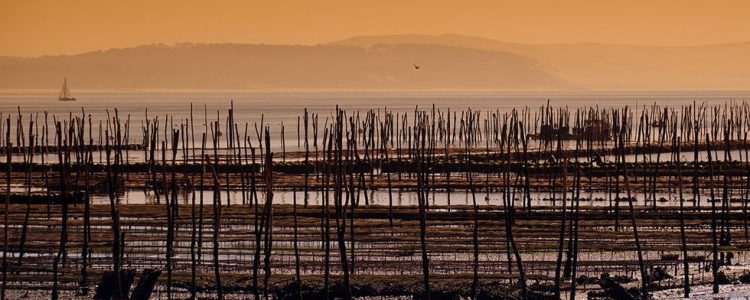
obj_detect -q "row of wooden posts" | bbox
[2,102,750,299]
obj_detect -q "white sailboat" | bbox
[58,78,76,101]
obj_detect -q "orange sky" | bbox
[2,0,750,57]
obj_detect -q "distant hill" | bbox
[332,34,750,91]
[0,43,566,90]
[3,35,749,91]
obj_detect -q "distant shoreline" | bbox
[2,88,750,97]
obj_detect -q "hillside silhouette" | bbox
[3,34,749,91]
[333,34,750,91]
[0,42,564,90]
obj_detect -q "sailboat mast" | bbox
[59,77,74,100]
[60,78,67,99]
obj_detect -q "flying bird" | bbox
[413,64,420,70]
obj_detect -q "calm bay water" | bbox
[0,91,748,204]
[2,90,745,117]
[0,90,747,154]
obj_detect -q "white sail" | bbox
[59,78,75,101]
[59,78,67,99]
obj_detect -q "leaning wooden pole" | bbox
[15,121,34,268]
[206,153,223,300]
[465,136,480,299]
[676,137,690,297]
[293,189,302,300]
[707,133,719,294]
[261,127,274,299]
[105,125,124,300]
[1,139,10,300]
[333,110,352,300]
[623,161,648,299]
[52,123,71,300]
[80,124,93,295]
[167,129,180,299]
[417,125,431,300]
[553,159,568,299]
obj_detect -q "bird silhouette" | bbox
[413,64,420,70]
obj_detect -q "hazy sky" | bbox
[2,0,749,57]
